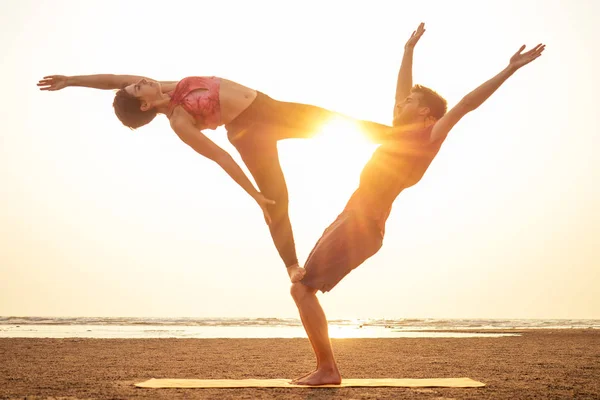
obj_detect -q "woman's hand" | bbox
[254,193,276,225]
[37,75,69,91]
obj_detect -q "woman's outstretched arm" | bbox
[37,74,178,91]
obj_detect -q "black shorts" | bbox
[301,210,383,293]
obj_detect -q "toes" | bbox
[291,370,315,384]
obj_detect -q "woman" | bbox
[37,74,391,282]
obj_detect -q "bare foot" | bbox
[287,265,306,283]
[293,367,341,386]
[290,369,316,384]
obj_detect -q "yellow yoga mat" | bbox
[135,377,485,388]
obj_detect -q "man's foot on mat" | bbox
[293,367,341,386]
[290,369,316,384]
[287,265,306,283]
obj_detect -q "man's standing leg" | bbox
[290,211,382,385]
[290,282,341,385]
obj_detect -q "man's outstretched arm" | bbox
[430,43,546,143]
[394,22,425,125]
[37,74,178,91]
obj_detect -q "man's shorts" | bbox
[301,210,383,293]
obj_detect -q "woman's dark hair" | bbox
[112,88,157,129]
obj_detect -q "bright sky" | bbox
[1,0,598,320]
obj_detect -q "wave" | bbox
[0,316,598,330]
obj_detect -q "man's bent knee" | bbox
[290,281,317,303]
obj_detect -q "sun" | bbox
[311,116,380,185]
[279,116,380,222]
[313,116,380,160]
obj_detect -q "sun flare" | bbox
[312,116,379,161]
[280,116,380,220]
[311,116,380,188]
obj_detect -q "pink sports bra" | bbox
[168,76,222,130]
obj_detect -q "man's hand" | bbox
[37,75,69,91]
[509,44,545,70]
[254,193,276,225]
[405,22,425,51]
[395,22,426,114]
[430,42,546,143]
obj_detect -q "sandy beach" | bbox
[1,329,598,399]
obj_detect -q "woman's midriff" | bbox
[218,79,258,125]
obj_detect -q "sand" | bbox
[1,329,599,399]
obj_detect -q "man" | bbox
[290,23,545,385]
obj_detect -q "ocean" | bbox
[1,317,598,339]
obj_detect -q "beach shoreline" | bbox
[1,329,598,399]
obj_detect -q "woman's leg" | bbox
[264,99,391,142]
[229,129,302,278]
